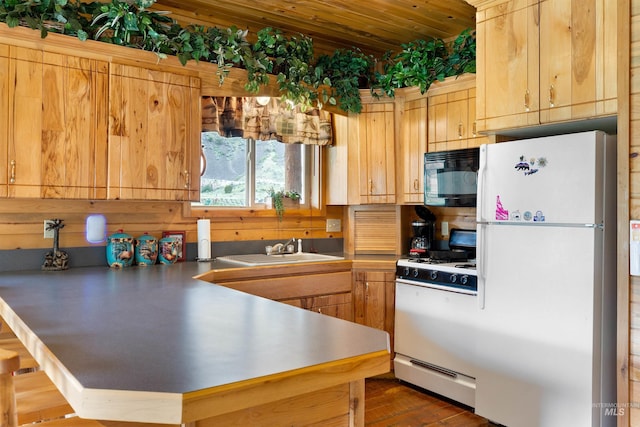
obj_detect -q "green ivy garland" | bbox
[0,0,476,113]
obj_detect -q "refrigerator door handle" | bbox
[476,145,488,223]
[477,222,486,310]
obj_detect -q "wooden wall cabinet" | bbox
[395,87,427,204]
[427,74,489,153]
[0,45,108,199]
[0,28,203,203]
[357,101,396,204]
[108,64,201,201]
[474,0,617,133]
[326,92,396,205]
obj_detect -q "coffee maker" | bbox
[409,219,435,258]
[408,206,436,257]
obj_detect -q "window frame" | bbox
[189,136,324,220]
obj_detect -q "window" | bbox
[197,131,316,208]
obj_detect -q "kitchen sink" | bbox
[216,253,344,266]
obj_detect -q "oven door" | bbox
[394,279,477,407]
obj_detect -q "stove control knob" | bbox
[412,269,420,278]
[450,274,458,283]
[429,270,438,280]
[460,275,469,285]
[403,267,410,277]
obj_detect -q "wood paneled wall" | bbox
[628,0,637,425]
[0,199,344,251]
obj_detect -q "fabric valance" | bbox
[201,96,333,146]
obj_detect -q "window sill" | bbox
[186,204,324,220]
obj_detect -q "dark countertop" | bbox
[0,261,390,423]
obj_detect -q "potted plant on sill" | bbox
[267,188,301,221]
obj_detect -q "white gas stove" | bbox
[394,229,478,408]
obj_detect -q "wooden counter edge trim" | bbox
[0,297,185,424]
[194,260,353,282]
[180,349,390,423]
[0,298,87,416]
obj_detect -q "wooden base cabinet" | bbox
[281,293,352,319]
[200,263,354,321]
[473,0,617,133]
[353,270,395,367]
[0,44,108,199]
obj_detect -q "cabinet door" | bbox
[445,90,469,149]
[0,45,9,197]
[41,53,108,199]
[108,64,200,201]
[354,278,386,330]
[353,270,395,368]
[476,0,540,132]
[467,88,490,148]
[427,93,448,152]
[357,102,395,204]
[398,97,427,204]
[9,47,43,198]
[538,0,617,122]
[283,293,353,321]
[353,271,395,331]
[7,47,108,199]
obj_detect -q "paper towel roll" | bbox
[197,219,211,260]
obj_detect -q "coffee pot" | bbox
[410,220,435,257]
[409,206,436,257]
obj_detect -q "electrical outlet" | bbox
[44,220,55,239]
[326,219,341,232]
[441,221,449,237]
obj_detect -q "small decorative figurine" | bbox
[106,229,134,268]
[42,219,69,271]
[158,237,178,264]
[135,233,158,266]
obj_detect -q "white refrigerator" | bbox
[475,131,617,427]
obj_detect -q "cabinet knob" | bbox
[472,121,477,137]
[549,85,555,108]
[413,178,419,191]
[524,90,530,112]
[368,179,373,195]
[458,122,463,139]
[9,160,15,184]
[184,170,190,189]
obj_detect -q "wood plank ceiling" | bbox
[151,0,477,58]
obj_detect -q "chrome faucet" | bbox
[270,237,296,255]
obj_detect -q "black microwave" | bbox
[424,147,479,207]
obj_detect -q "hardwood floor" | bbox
[365,373,489,427]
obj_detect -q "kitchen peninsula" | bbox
[0,261,390,426]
